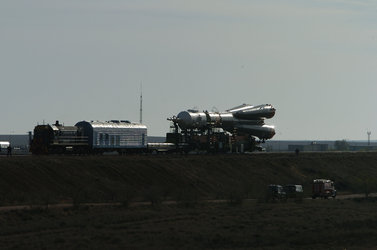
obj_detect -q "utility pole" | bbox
[367,131,371,148]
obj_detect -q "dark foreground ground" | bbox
[1,198,377,249]
[1,152,377,249]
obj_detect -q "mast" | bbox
[139,83,143,124]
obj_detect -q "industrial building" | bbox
[265,140,377,152]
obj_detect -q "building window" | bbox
[105,134,109,145]
[99,133,103,145]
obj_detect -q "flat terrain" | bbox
[1,152,377,249]
[1,199,377,250]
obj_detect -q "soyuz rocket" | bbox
[171,104,276,140]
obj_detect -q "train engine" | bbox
[30,121,88,154]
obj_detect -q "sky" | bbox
[1,0,377,140]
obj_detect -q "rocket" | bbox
[170,104,276,140]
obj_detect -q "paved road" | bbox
[334,192,377,199]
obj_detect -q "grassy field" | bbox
[1,152,377,205]
[1,152,377,249]
[1,199,377,249]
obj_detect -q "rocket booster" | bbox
[172,104,276,140]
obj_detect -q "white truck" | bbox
[0,141,10,155]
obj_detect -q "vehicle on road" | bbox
[284,184,304,200]
[266,184,287,201]
[312,179,336,199]
[0,141,10,155]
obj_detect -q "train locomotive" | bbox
[30,103,276,155]
[30,120,147,155]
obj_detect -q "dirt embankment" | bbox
[0,152,376,205]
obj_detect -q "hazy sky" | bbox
[1,0,377,140]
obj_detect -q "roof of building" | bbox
[76,120,147,129]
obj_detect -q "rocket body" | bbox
[175,104,276,140]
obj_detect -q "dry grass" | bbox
[1,152,377,205]
[0,199,376,249]
[0,152,377,248]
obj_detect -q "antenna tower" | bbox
[139,83,143,124]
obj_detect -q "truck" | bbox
[312,179,336,199]
[284,184,304,200]
[0,141,10,155]
[266,184,287,201]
